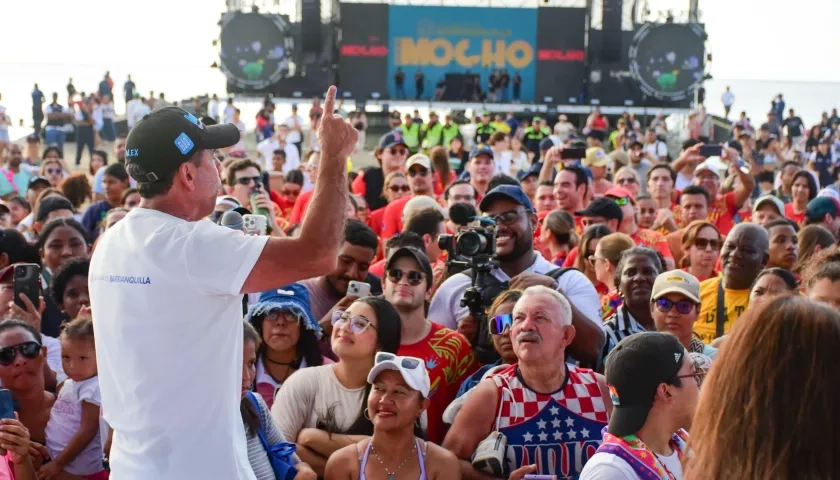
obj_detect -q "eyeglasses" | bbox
[236,176,261,186]
[616,178,637,185]
[694,238,720,251]
[265,310,301,326]
[613,197,630,206]
[588,255,606,266]
[487,208,527,225]
[375,352,422,370]
[0,341,41,366]
[675,370,706,387]
[388,185,411,193]
[389,147,408,156]
[407,168,429,177]
[46,168,62,175]
[387,268,425,286]
[332,310,377,334]
[654,298,696,315]
[490,313,513,335]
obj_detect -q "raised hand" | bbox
[317,86,359,165]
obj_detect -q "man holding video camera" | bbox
[428,185,605,365]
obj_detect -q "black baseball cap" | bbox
[125,107,240,184]
[479,185,536,214]
[575,197,624,223]
[605,332,687,437]
[385,247,433,289]
[28,176,50,190]
[36,196,74,223]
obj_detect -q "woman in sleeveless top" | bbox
[324,353,460,480]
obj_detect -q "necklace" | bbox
[369,438,417,480]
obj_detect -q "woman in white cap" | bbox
[324,353,460,480]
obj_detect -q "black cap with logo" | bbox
[124,107,240,184]
[605,332,687,437]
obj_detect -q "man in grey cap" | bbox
[90,86,356,480]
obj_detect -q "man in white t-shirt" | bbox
[89,86,356,480]
[285,104,305,156]
[256,124,300,172]
[581,332,701,480]
[642,128,668,163]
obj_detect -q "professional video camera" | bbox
[438,203,503,363]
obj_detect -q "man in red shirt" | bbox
[381,153,438,241]
[691,152,755,236]
[664,185,711,266]
[553,165,588,234]
[383,246,477,444]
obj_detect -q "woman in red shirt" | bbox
[680,220,722,282]
[367,172,410,237]
[785,171,818,227]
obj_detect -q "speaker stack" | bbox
[300,0,322,53]
[600,0,623,63]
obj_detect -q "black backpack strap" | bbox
[545,267,578,282]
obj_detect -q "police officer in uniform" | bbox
[523,116,551,161]
[421,111,444,149]
[402,113,421,154]
[442,115,461,146]
[474,111,496,145]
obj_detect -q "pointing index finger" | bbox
[322,85,336,118]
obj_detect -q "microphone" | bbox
[220,210,244,230]
[449,203,477,226]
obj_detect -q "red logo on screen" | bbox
[341,45,388,57]
[537,49,586,62]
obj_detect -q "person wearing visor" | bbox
[581,332,702,480]
[325,352,460,479]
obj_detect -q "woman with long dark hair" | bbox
[270,296,402,476]
[246,283,332,409]
[685,297,840,479]
[574,224,612,294]
[784,170,817,226]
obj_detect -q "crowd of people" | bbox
[0,76,839,480]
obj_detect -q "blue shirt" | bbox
[0,168,32,197]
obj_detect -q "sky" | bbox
[1,0,838,123]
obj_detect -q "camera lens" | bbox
[456,231,486,257]
[437,234,453,252]
[14,267,24,276]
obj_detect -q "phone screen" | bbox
[0,389,14,420]
[699,145,723,157]
[561,147,587,159]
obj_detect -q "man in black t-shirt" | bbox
[783,108,804,141]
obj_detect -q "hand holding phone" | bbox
[13,264,40,311]
[699,145,723,158]
[346,281,371,298]
[0,390,14,420]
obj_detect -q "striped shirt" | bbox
[245,394,300,480]
[601,306,648,362]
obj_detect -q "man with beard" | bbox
[696,223,768,344]
[429,185,605,365]
[383,246,476,444]
[444,286,612,479]
[300,219,382,339]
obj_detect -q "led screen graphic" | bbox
[388,6,537,102]
[628,23,706,101]
[220,13,292,89]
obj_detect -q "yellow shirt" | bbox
[695,277,750,344]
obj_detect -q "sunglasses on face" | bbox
[389,147,408,156]
[388,184,411,193]
[237,176,261,186]
[46,168,62,175]
[654,298,696,315]
[408,168,429,177]
[375,351,422,370]
[675,370,706,387]
[694,238,720,250]
[332,310,377,334]
[487,208,526,225]
[0,341,41,366]
[387,268,425,286]
[616,178,637,185]
[490,313,513,335]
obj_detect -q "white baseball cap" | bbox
[367,353,430,398]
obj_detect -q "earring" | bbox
[364,408,371,420]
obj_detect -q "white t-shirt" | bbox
[230,120,247,153]
[45,376,107,476]
[225,105,236,124]
[208,99,220,120]
[644,141,668,160]
[284,115,305,144]
[89,208,268,480]
[256,138,301,173]
[579,450,683,479]
[129,102,151,128]
[721,91,735,107]
[428,254,602,330]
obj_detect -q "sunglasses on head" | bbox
[237,176,261,186]
[388,184,411,193]
[375,352,422,370]
[613,197,630,206]
[0,341,41,366]
[387,268,425,286]
[654,298,695,315]
[490,314,514,335]
[389,147,408,156]
[331,310,377,334]
[694,238,720,250]
[408,168,429,177]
